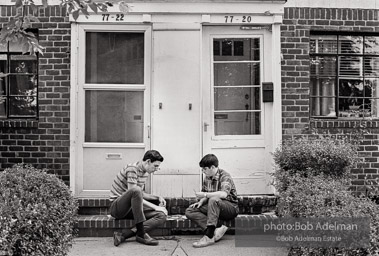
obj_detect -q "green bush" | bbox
[273,137,358,178]
[276,174,379,256]
[0,164,78,256]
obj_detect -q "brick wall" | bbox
[281,7,379,193]
[0,5,71,185]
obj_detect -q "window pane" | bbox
[364,57,379,77]
[0,55,7,117]
[214,41,221,56]
[0,82,6,117]
[339,79,364,97]
[222,40,232,56]
[0,43,6,52]
[367,78,379,98]
[310,35,337,54]
[369,98,379,118]
[214,112,260,135]
[364,36,379,54]
[310,97,336,117]
[0,55,6,72]
[9,75,37,95]
[214,63,260,86]
[310,77,336,97]
[9,96,37,117]
[9,33,38,52]
[310,56,336,76]
[214,38,260,61]
[339,56,362,76]
[339,98,369,118]
[85,91,144,143]
[86,32,144,84]
[339,36,363,54]
[10,55,37,74]
[214,87,260,111]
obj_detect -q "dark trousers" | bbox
[110,186,166,233]
[185,197,239,230]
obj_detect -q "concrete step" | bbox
[76,213,277,237]
[78,195,278,216]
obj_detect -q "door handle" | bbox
[204,122,209,132]
[147,124,151,139]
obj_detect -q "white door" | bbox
[202,26,275,195]
[74,25,152,198]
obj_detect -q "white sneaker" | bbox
[192,235,215,248]
[214,225,228,242]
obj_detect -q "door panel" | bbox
[83,148,145,190]
[202,26,274,195]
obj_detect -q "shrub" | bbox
[273,137,359,192]
[275,174,379,256]
[0,164,78,256]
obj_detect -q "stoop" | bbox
[76,196,278,237]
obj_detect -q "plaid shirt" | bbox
[202,168,238,204]
[109,161,148,202]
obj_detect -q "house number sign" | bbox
[102,14,125,21]
[224,15,253,23]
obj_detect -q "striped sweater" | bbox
[109,161,148,202]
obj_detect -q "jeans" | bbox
[185,197,239,230]
[110,186,166,233]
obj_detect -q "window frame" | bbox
[0,30,39,120]
[211,34,264,139]
[78,24,152,148]
[309,31,379,119]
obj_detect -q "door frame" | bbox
[70,24,152,197]
[201,24,282,194]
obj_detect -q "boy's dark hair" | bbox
[199,154,219,168]
[143,150,164,162]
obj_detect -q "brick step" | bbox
[76,213,277,237]
[78,195,278,216]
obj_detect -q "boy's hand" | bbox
[158,196,166,207]
[155,206,168,216]
[189,201,203,208]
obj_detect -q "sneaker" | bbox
[113,232,125,247]
[214,225,228,242]
[136,233,159,246]
[192,235,215,248]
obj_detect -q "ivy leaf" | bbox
[27,15,40,23]
[81,7,89,16]
[105,1,113,7]
[88,2,98,14]
[96,3,108,12]
[119,1,132,13]
[72,10,79,20]
[22,40,29,55]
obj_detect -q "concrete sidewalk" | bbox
[68,235,288,256]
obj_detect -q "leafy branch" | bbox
[0,0,131,55]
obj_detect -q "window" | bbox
[310,33,379,118]
[84,32,145,143]
[0,33,39,119]
[213,37,261,135]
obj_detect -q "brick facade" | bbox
[0,6,71,184]
[281,8,379,193]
